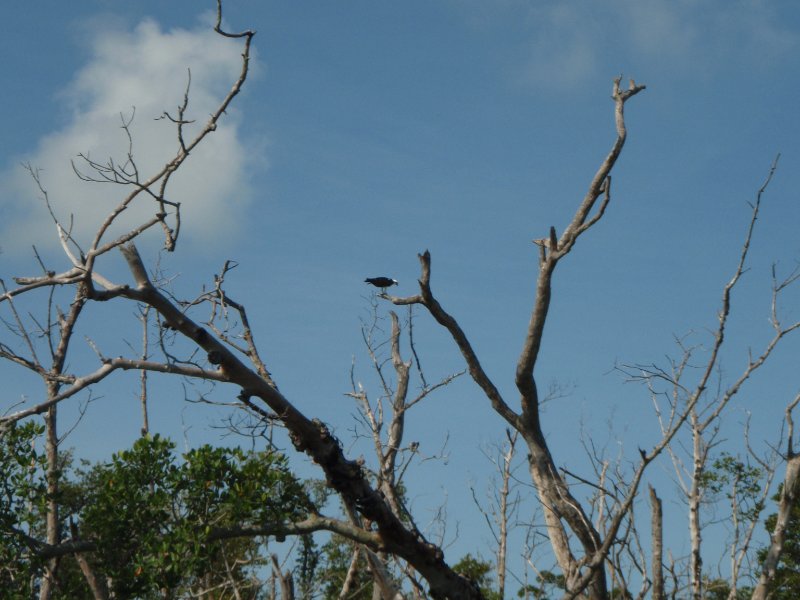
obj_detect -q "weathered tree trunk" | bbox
[271,554,295,600]
[38,405,60,600]
[526,439,608,600]
[388,78,645,600]
[751,447,800,599]
[649,485,664,600]
[338,548,361,600]
[496,432,516,600]
[689,415,703,600]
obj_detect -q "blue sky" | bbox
[2,0,800,582]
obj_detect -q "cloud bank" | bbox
[0,17,261,257]
[512,0,798,90]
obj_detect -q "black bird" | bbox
[364,277,398,291]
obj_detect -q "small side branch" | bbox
[0,358,228,427]
[388,250,519,429]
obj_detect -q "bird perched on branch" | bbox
[364,277,398,291]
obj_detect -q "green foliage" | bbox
[517,569,566,599]
[81,435,181,596]
[0,421,47,594]
[698,452,765,522]
[318,535,374,600]
[0,421,47,518]
[80,434,312,597]
[452,554,502,600]
[702,577,753,600]
[0,430,313,598]
[295,534,322,599]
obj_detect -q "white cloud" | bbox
[617,0,797,65]
[0,17,262,258]
[619,0,699,59]
[507,0,798,91]
[517,4,599,89]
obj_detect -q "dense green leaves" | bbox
[698,453,765,522]
[0,421,47,593]
[516,570,566,599]
[318,535,375,600]
[5,425,798,598]
[452,554,502,600]
[0,430,313,598]
[81,434,313,597]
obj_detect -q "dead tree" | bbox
[2,67,649,600]
[386,77,647,600]
[622,158,800,599]
[0,4,484,599]
[2,3,799,599]
[347,303,463,598]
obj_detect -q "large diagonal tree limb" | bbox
[111,243,483,600]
